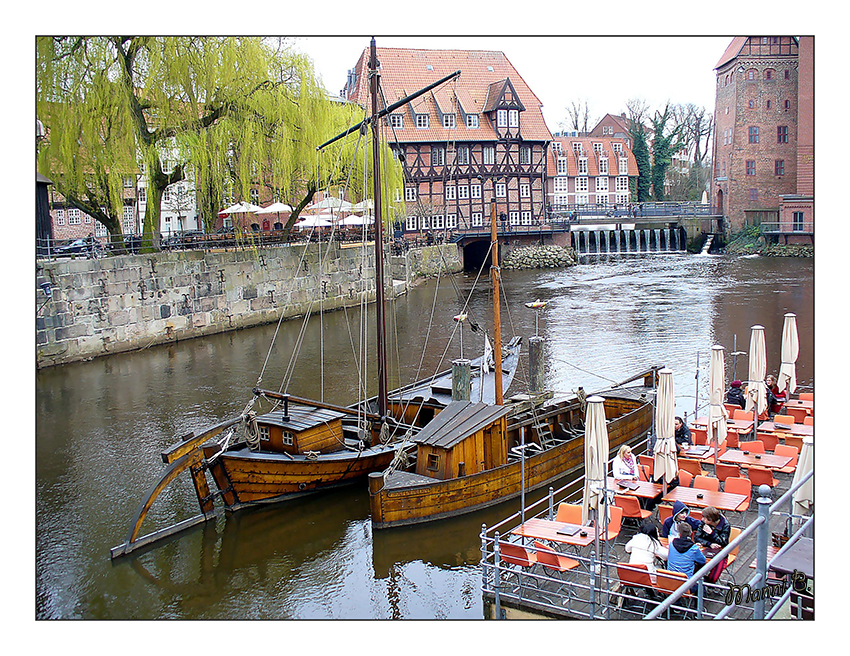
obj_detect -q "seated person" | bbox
[661,500,701,540]
[674,417,692,452]
[766,374,787,416]
[667,522,707,588]
[625,520,668,580]
[726,380,746,409]
[694,506,731,583]
[612,444,639,481]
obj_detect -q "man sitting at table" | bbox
[693,506,731,583]
[674,417,692,453]
[661,501,701,540]
[726,380,746,409]
[667,522,707,588]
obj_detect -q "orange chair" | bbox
[655,569,694,606]
[691,427,708,446]
[658,505,674,523]
[802,416,813,427]
[725,527,743,567]
[694,475,720,492]
[715,463,740,482]
[556,503,583,524]
[598,505,623,542]
[784,435,804,451]
[786,406,809,424]
[756,431,779,452]
[739,440,765,454]
[774,414,795,427]
[615,494,653,523]
[677,469,694,488]
[733,409,754,421]
[638,455,654,479]
[678,458,706,478]
[533,541,580,573]
[799,392,813,401]
[774,444,799,474]
[498,541,537,568]
[724,477,752,511]
[725,403,742,417]
[617,562,655,610]
[725,430,740,449]
[748,466,779,489]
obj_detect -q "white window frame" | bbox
[432,146,445,166]
[420,216,430,230]
[576,177,589,193]
[390,114,404,129]
[68,208,81,225]
[495,182,506,198]
[554,177,569,193]
[520,146,531,165]
[572,142,583,153]
[456,145,470,165]
[458,185,469,200]
[56,209,65,226]
[508,109,519,127]
[497,109,508,128]
[616,192,630,206]
[612,143,623,154]
[466,114,479,128]
[576,193,589,205]
[578,157,588,175]
[471,184,482,199]
[406,215,417,231]
[593,142,603,153]
[619,157,629,175]
[557,157,568,175]
[442,114,456,129]
[405,187,417,202]
[520,211,532,225]
[599,157,609,175]
[596,177,609,193]
[483,146,495,165]
[259,425,270,442]
[471,212,483,227]
[509,211,519,226]
[282,430,294,446]
[445,185,456,201]
[616,176,630,192]
[520,183,530,198]
[446,214,457,229]
[416,114,429,129]
[432,214,445,230]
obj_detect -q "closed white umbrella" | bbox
[791,435,813,517]
[653,368,678,492]
[777,313,799,395]
[745,325,768,419]
[707,345,729,468]
[581,396,610,526]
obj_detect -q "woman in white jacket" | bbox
[612,444,639,480]
[624,520,668,579]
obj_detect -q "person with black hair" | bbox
[624,520,668,579]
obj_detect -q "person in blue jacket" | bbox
[661,500,701,540]
[667,522,707,589]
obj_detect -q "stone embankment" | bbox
[35,243,460,368]
[501,245,578,270]
[724,231,813,257]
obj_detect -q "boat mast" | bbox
[369,37,389,421]
[490,199,504,405]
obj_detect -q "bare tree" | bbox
[672,103,714,165]
[561,99,596,134]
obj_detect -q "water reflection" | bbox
[36,254,813,619]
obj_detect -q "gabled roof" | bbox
[413,401,511,449]
[344,46,552,143]
[715,37,748,69]
[482,78,526,113]
[257,404,345,432]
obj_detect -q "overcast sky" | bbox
[292,36,733,131]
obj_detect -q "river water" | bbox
[35,253,813,619]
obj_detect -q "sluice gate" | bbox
[571,226,687,255]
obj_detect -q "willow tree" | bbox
[36,36,403,250]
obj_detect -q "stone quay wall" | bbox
[35,243,461,369]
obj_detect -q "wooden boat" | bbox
[111,42,512,558]
[368,370,658,529]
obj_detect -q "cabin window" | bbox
[259,425,270,442]
[427,453,440,471]
[458,462,466,477]
[282,430,294,446]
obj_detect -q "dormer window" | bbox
[416,114,429,129]
[389,114,404,129]
[578,156,588,175]
[466,114,479,128]
[508,109,519,127]
[442,114,456,129]
[497,109,507,128]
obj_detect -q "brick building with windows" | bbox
[712,36,813,241]
[546,137,638,211]
[342,47,553,234]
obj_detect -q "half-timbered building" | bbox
[343,48,553,235]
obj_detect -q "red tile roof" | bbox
[345,47,553,143]
[715,37,748,69]
[547,137,638,177]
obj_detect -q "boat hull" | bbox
[368,394,652,528]
[208,443,398,509]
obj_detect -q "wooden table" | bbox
[607,477,662,499]
[719,450,793,470]
[785,399,814,412]
[661,486,750,513]
[693,417,755,433]
[682,446,718,461]
[757,421,813,437]
[510,518,598,547]
[769,537,814,580]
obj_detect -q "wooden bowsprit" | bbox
[110,417,243,560]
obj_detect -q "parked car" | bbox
[54,238,105,258]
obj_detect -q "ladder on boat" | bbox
[533,421,558,449]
